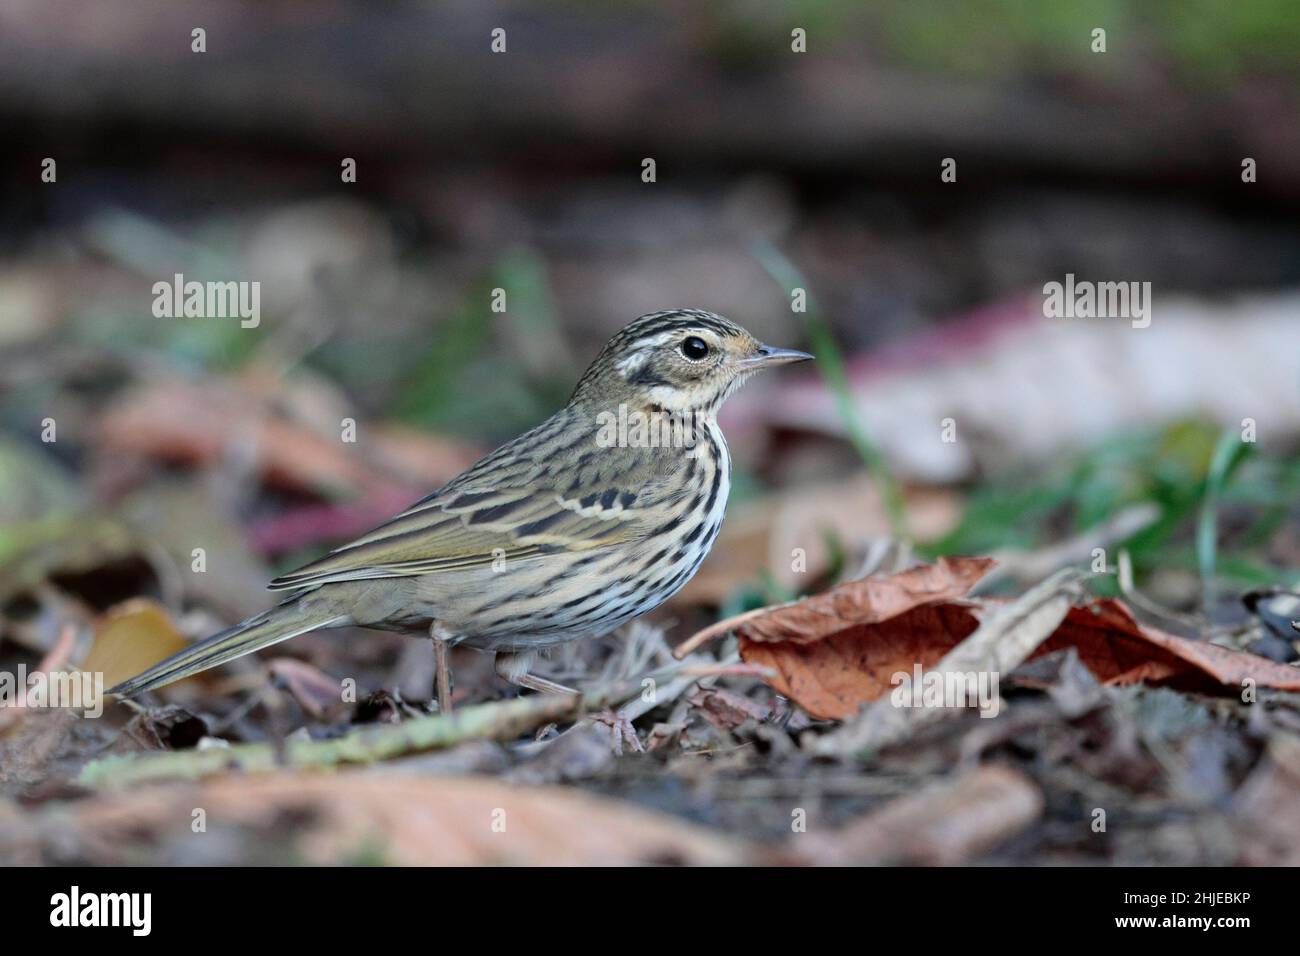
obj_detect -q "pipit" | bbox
[108,310,812,710]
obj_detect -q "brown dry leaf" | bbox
[83,598,191,691]
[7,771,745,866]
[744,604,982,720]
[267,657,347,720]
[686,555,1300,723]
[814,570,1082,753]
[97,378,374,495]
[95,378,478,497]
[679,555,995,653]
[1039,599,1300,693]
[676,556,996,720]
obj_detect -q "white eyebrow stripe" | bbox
[615,349,650,374]
[631,330,680,349]
[615,328,720,378]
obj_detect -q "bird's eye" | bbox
[680,336,710,361]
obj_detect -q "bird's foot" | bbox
[493,651,639,751]
[590,709,644,754]
[494,650,579,696]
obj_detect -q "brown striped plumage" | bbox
[108,310,812,700]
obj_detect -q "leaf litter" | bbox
[4,345,1300,865]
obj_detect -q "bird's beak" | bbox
[737,344,815,370]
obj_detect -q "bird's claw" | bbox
[590,709,643,754]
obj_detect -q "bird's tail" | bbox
[106,598,346,698]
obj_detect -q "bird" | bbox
[107,309,813,711]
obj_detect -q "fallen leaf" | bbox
[83,599,190,690]
[96,378,479,498]
[739,555,995,645]
[267,657,347,720]
[1040,599,1300,693]
[97,378,375,495]
[3,772,745,865]
[815,571,1081,752]
[675,556,996,720]
[675,555,995,657]
[686,555,1300,726]
[744,604,981,720]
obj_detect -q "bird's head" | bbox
[570,309,813,415]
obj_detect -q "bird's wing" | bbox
[267,409,675,591]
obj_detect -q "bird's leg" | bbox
[494,651,642,753]
[429,623,455,714]
[493,650,578,696]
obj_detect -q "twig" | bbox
[672,603,789,659]
[1117,549,1204,631]
[77,659,737,789]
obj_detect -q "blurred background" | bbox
[2,0,1300,863]
[5,0,1300,615]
